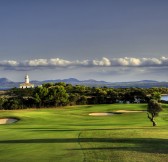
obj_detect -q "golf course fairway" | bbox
[0,104,167,162]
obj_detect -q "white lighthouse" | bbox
[20,74,34,89]
[25,74,29,84]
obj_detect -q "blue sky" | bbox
[0,0,168,82]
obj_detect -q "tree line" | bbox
[0,82,167,110]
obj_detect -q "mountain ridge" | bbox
[0,77,167,89]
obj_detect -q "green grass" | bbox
[0,104,167,162]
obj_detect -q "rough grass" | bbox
[0,104,167,162]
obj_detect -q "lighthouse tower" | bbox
[25,74,29,84]
[19,74,34,88]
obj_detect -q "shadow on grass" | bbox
[70,145,168,154]
[0,137,167,154]
[1,137,166,143]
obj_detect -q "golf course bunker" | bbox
[0,118,19,124]
[115,110,145,113]
[89,112,116,116]
[89,110,145,116]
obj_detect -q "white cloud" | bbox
[141,58,162,66]
[115,58,129,66]
[92,57,111,66]
[49,58,71,66]
[26,59,48,66]
[0,60,19,66]
[0,56,168,71]
[160,57,168,65]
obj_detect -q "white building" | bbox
[20,74,34,89]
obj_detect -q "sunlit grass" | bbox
[0,104,167,161]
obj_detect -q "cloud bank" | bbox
[1,57,168,71]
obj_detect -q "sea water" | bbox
[161,95,168,101]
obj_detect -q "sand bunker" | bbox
[0,118,18,124]
[115,110,145,113]
[89,110,145,116]
[89,112,115,116]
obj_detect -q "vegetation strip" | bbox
[0,83,168,109]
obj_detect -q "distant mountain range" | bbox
[0,77,168,90]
